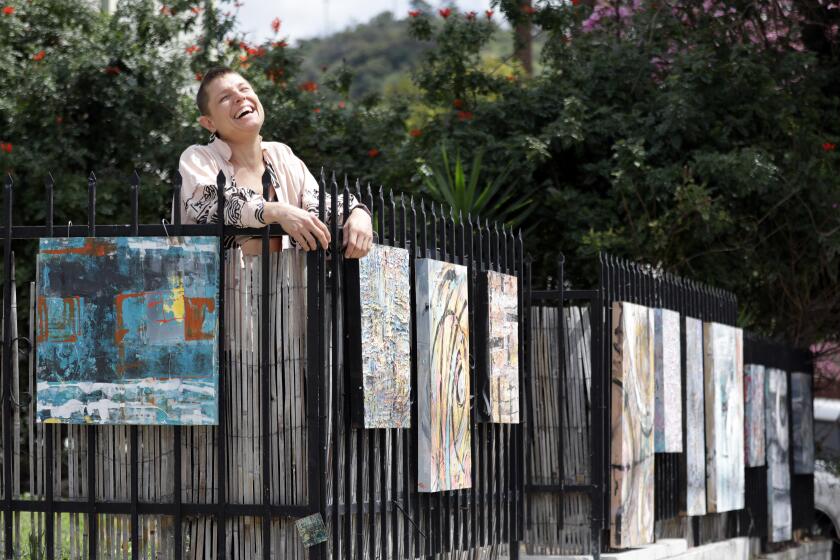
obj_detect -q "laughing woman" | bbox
[177,67,372,559]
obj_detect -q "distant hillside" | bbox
[296,11,544,100]
[297,12,430,100]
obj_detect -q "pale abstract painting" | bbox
[358,244,412,428]
[416,259,471,492]
[36,237,219,425]
[610,301,655,548]
[486,270,519,424]
[654,308,682,452]
[684,316,706,516]
[703,322,745,513]
[766,367,792,542]
[791,372,815,475]
[744,364,766,467]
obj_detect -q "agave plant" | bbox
[421,145,536,228]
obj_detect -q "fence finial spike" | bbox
[216,170,226,189]
[88,171,97,184]
[45,173,55,188]
[4,174,11,189]
[366,182,373,198]
[319,167,326,185]
[410,195,415,210]
[343,174,349,189]
[131,169,140,187]
[173,169,182,188]
[458,209,463,224]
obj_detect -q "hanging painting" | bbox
[610,301,654,548]
[684,316,706,516]
[703,322,745,513]
[654,307,682,452]
[36,236,219,425]
[744,364,766,467]
[347,244,412,428]
[476,270,519,424]
[791,372,815,475]
[416,258,471,492]
[766,367,792,542]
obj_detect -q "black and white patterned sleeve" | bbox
[182,183,266,227]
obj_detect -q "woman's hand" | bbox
[267,202,331,251]
[343,208,373,259]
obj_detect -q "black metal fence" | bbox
[0,168,528,559]
[523,252,817,557]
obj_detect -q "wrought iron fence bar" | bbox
[86,171,98,560]
[261,169,273,560]
[329,174,340,560]
[171,171,184,560]
[215,169,227,560]
[42,174,56,559]
[129,171,140,560]
[3,176,13,560]
[1,499,313,516]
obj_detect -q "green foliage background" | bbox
[1,0,839,347]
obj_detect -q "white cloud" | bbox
[233,0,495,44]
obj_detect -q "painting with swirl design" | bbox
[416,259,472,492]
[610,301,654,548]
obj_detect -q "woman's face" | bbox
[199,73,264,141]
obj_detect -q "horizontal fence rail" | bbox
[0,168,527,560]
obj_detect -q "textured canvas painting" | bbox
[416,258,471,492]
[36,237,219,425]
[485,270,519,424]
[744,364,766,467]
[610,301,655,548]
[654,308,682,452]
[358,244,411,428]
[684,316,706,516]
[791,372,815,474]
[766,367,792,542]
[703,322,745,513]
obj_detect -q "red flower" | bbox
[466,11,477,21]
[452,98,464,109]
[271,17,281,33]
[338,100,346,109]
[55,116,63,125]
[246,46,258,55]
[32,50,45,61]
[300,81,318,92]
[104,65,121,75]
[0,143,11,154]
[191,6,202,14]
[823,142,836,152]
[195,72,203,81]
[185,44,200,55]
[439,8,452,18]
[239,41,249,50]
[368,148,380,158]
[485,9,494,19]
[273,40,288,48]
[409,128,423,138]
[159,5,171,15]
[522,4,537,15]
[456,110,474,121]
[408,10,421,18]
[313,107,321,114]
[572,0,581,5]
[3,6,14,15]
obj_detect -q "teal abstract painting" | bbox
[36,237,219,425]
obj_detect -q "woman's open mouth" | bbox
[235,107,256,119]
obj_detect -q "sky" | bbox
[234,0,495,45]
